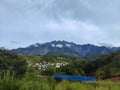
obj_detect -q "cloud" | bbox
[0,0,120,49]
[11,41,19,44]
[98,43,114,48]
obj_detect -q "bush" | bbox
[0,50,26,77]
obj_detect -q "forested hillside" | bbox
[0,49,120,89]
[1,49,120,79]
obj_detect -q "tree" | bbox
[0,50,26,77]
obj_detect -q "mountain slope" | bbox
[11,41,120,59]
[94,51,120,79]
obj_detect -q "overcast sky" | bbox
[1,0,120,49]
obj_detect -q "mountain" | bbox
[0,47,6,50]
[11,40,120,59]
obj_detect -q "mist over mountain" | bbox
[11,41,120,59]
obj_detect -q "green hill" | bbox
[1,49,120,80]
[94,51,120,79]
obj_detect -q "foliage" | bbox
[0,49,120,89]
[1,49,120,81]
[57,60,86,75]
[41,65,56,76]
[16,51,120,79]
[94,51,120,79]
[0,50,26,77]
[0,71,19,90]
[0,73,120,90]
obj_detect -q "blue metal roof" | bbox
[52,74,96,81]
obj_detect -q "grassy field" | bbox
[0,73,120,90]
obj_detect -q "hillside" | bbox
[11,40,120,59]
[94,51,120,79]
[1,49,120,80]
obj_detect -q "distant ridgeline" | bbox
[11,40,120,60]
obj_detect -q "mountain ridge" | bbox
[10,40,120,59]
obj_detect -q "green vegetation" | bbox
[0,72,120,90]
[92,51,120,79]
[0,50,26,77]
[0,49,120,90]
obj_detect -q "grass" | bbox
[0,72,19,90]
[0,73,120,90]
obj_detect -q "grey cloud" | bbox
[98,43,114,47]
[0,0,120,49]
[11,41,19,44]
